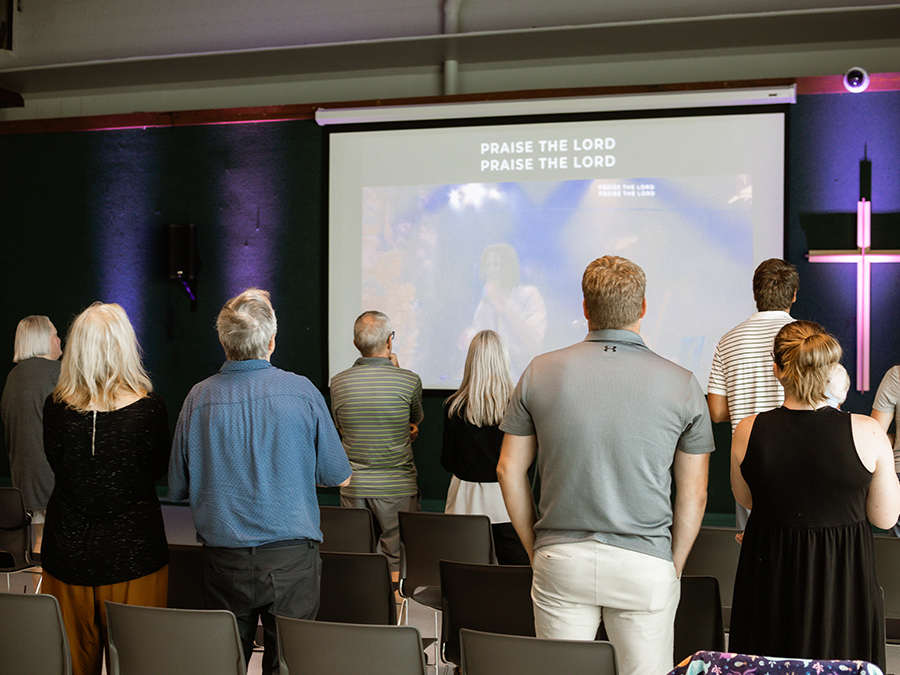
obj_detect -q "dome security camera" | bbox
[843,67,870,93]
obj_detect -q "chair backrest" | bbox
[0,486,36,571]
[459,628,618,675]
[874,535,900,640]
[166,543,204,609]
[398,511,495,597]
[319,505,377,553]
[439,560,534,667]
[674,575,727,663]
[317,551,397,624]
[0,592,72,675]
[276,616,427,675]
[681,527,741,628]
[105,601,245,675]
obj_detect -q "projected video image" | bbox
[360,175,754,387]
[329,111,784,389]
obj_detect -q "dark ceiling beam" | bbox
[0,85,23,108]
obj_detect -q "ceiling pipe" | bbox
[442,0,464,96]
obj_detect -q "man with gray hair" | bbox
[498,256,713,675]
[169,288,351,675]
[330,310,424,576]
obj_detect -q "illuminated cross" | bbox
[807,197,900,392]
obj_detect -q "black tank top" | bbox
[741,405,871,528]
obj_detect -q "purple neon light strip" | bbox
[858,201,870,392]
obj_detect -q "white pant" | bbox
[531,540,680,675]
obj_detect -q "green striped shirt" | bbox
[330,357,424,498]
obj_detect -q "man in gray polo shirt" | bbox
[498,255,713,675]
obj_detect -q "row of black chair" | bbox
[157,508,727,672]
[2,495,727,672]
[0,590,618,675]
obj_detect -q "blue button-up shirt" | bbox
[168,360,352,547]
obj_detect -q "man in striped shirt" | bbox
[330,310,424,574]
[707,259,798,528]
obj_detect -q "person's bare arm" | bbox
[853,413,900,529]
[871,409,896,449]
[671,449,709,577]
[497,433,538,564]
[730,414,756,511]
[871,409,893,432]
[707,393,730,425]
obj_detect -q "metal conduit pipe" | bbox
[442,0,464,96]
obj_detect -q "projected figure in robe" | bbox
[462,244,547,378]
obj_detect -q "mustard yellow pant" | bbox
[41,566,168,675]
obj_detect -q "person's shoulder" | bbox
[42,394,66,415]
[851,410,883,433]
[142,391,167,408]
[331,364,356,380]
[10,357,60,377]
[532,339,585,362]
[394,366,422,382]
[330,361,371,383]
[716,313,759,341]
[34,358,61,374]
[266,365,319,390]
[643,349,698,385]
[735,411,759,432]
[181,367,237,404]
[185,370,221,393]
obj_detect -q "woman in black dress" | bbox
[441,329,529,565]
[729,321,900,669]
[41,302,170,675]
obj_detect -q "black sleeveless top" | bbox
[729,406,884,669]
[41,393,170,586]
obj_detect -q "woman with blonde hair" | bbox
[40,303,170,675]
[441,330,529,564]
[729,321,900,669]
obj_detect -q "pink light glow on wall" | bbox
[808,199,900,392]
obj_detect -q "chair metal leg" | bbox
[432,609,440,670]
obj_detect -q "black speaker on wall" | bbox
[166,223,198,280]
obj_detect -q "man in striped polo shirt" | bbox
[707,258,798,528]
[330,310,424,575]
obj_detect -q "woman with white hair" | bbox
[40,303,170,675]
[441,330,529,565]
[1,315,62,545]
